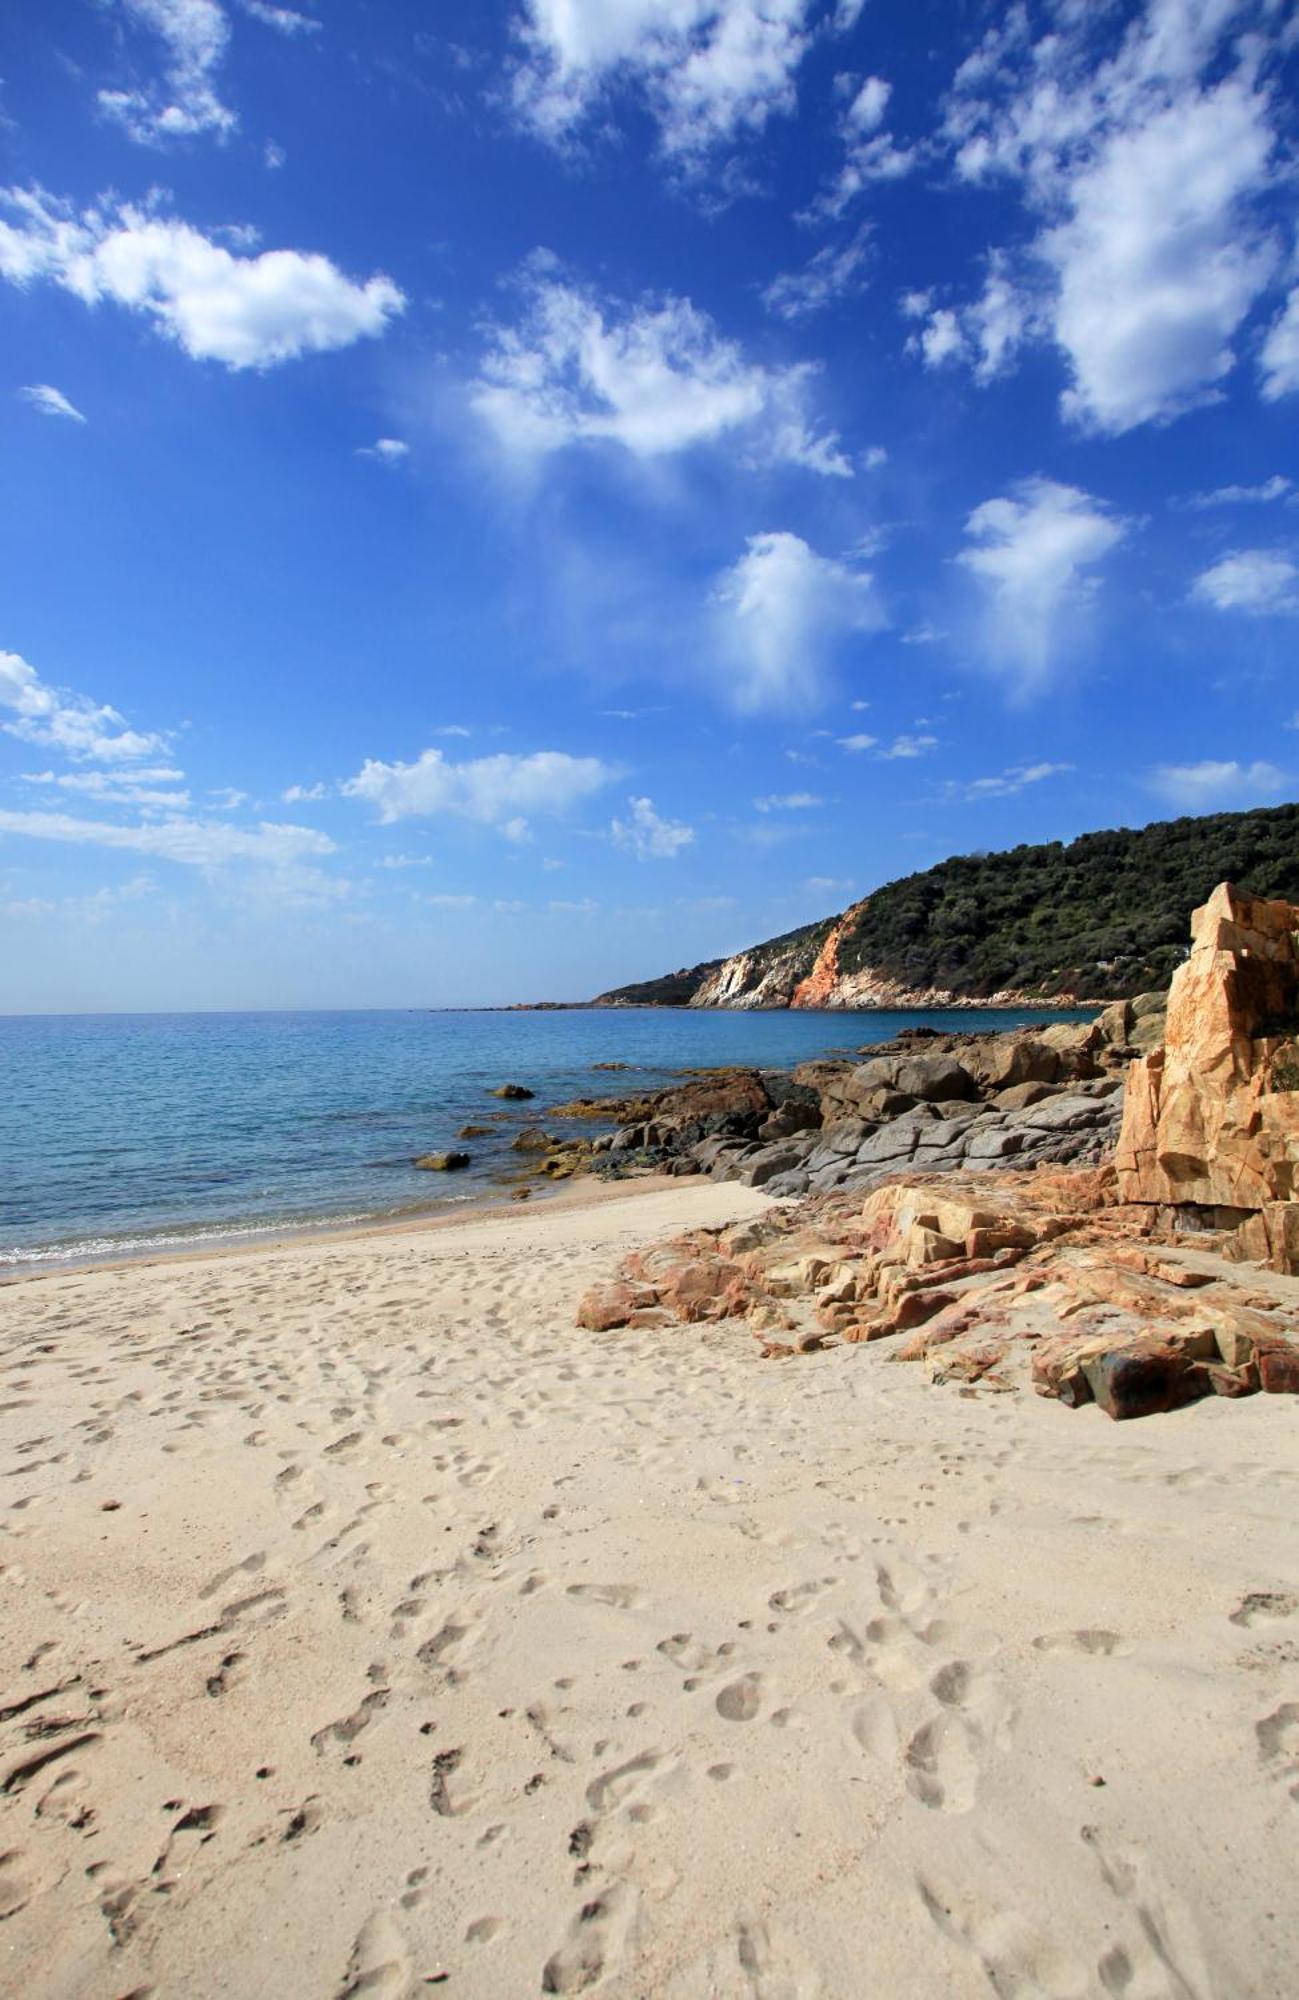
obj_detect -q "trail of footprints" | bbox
[5,1240,1299,1999]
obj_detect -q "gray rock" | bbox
[916,1119,976,1153]
[855,1118,928,1164]
[1010,1094,1107,1133]
[966,1127,1026,1160]
[893,1054,977,1102]
[737,1142,813,1188]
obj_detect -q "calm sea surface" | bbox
[0,1006,1093,1269]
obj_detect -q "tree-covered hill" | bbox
[593,803,1299,1006]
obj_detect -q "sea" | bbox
[0,1005,1095,1271]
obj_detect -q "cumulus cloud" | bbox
[510,0,814,161]
[19,383,86,423]
[610,795,695,859]
[939,4,1286,434]
[712,531,883,713]
[837,731,877,752]
[0,650,168,763]
[342,746,617,833]
[472,262,848,474]
[958,478,1127,695]
[358,437,409,463]
[880,733,937,759]
[282,781,329,801]
[0,187,403,370]
[1191,549,1299,615]
[1146,759,1288,810]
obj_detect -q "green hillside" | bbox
[594,803,1299,1006]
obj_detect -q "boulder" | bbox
[414,1151,471,1171]
[1082,1341,1210,1421]
[491,1083,535,1100]
[892,1054,977,1102]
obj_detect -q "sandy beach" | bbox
[2,1178,1297,2000]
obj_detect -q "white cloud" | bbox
[358,437,409,463]
[343,746,617,831]
[0,187,404,370]
[99,0,236,144]
[713,531,883,714]
[958,478,1127,694]
[237,1,319,33]
[941,6,1285,434]
[472,263,848,475]
[754,791,823,810]
[0,650,168,763]
[917,307,963,368]
[0,806,335,870]
[282,781,329,801]
[1147,758,1288,810]
[97,0,318,146]
[1261,285,1299,401]
[208,786,249,809]
[837,731,877,752]
[19,383,86,423]
[762,224,871,321]
[1181,474,1292,508]
[880,733,937,759]
[1191,549,1299,615]
[610,795,695,859]
[511,0,814,161]
[22,768,190,808]
[806,873,853,895]
[811,71,918,220]
[946,761,1074,802]
[425,892,477,909]
[910,259,1033,384]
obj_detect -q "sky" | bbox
[1,0,1297,1011]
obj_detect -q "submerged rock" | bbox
[414,1151,471,1171]
[491,1083,535,1100]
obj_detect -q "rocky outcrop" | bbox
[576,1163,1299,1418]
[1116,883,1299,1271]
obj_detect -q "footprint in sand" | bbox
[1255,1701,1299,1799]
[916,1877,1088,1996]
[1032,1629,1131,1657]
[716,1674,764,1722]
[1230,1591,1299,1628]
[541,1880,639,1996]
[338,1910,412,1997]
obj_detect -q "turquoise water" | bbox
[0,1006,1093,1268]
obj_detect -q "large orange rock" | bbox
[1115,884,1299,1262]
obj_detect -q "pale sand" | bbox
[2,1182,1297,1999]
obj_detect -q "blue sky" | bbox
[1,0,1297,1010]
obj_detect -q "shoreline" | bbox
[0,1169,699,1284]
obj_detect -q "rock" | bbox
[511,1127,557,1152]
[966,1127,1024,1161]
[993,1081,1054,1110]
[856,1118,929,1164]
[413,1151,471,1171]
[1256,1339,1299,1394]
[577,1281,652,1330]
[491,1083,535,1100]
[1010,1094,1108,1133]
[737,1143,813,1188]
[758,1100,820,1140]
[1116,883,1299,1265]
[965,1037,1062,1091]
[458,1124,493,1139]
[892,1054,977,1102]
[1082,1342,1210,1421]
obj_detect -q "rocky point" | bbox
[577,883,1299,1420]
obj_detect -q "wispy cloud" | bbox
[1191,550,1299,616]
[1146,759,1288,811]
[713,532,882,714]
[19,383,86,423]
[958,478,1127,695]
[0,650,168,763]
